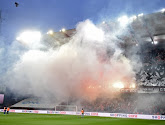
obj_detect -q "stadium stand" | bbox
[11,97,57,110]
[137,64,165,86]
[137,47,165,86]
[2,11,165,116]
[79,94,165,115]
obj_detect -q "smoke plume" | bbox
[2,19,138,102]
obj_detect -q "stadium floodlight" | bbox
[138,13,143,17]
[16,31,41,44]
[130,15,137,21]
[161,8,165,13]
[154,41,158,45]
[117,15,129,27]
[62,28,66,32]
[47,30,54,35]
[112,82,124,89]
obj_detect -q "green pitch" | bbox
[0,113,165,125]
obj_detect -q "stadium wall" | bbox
[0,109,165,120]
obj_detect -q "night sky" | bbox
[0,0,165,42]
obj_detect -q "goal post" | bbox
[55,105,78,113]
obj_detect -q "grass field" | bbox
[0,113,165,125]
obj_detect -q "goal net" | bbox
[55,105,77,112]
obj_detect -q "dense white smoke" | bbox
[2,20,137,101]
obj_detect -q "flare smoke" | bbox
[1,20,138,101]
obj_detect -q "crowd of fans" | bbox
[80,96,136,114]
[137,48,165,86]
[79,94,165,115]
[141,48,165,64]
[134,48,165,114]
[137,64,165,86]
[76,48,165,115]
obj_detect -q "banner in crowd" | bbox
[138,87,165,93]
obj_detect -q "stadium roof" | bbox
[130,12,165,43]
[43,11,165,48]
